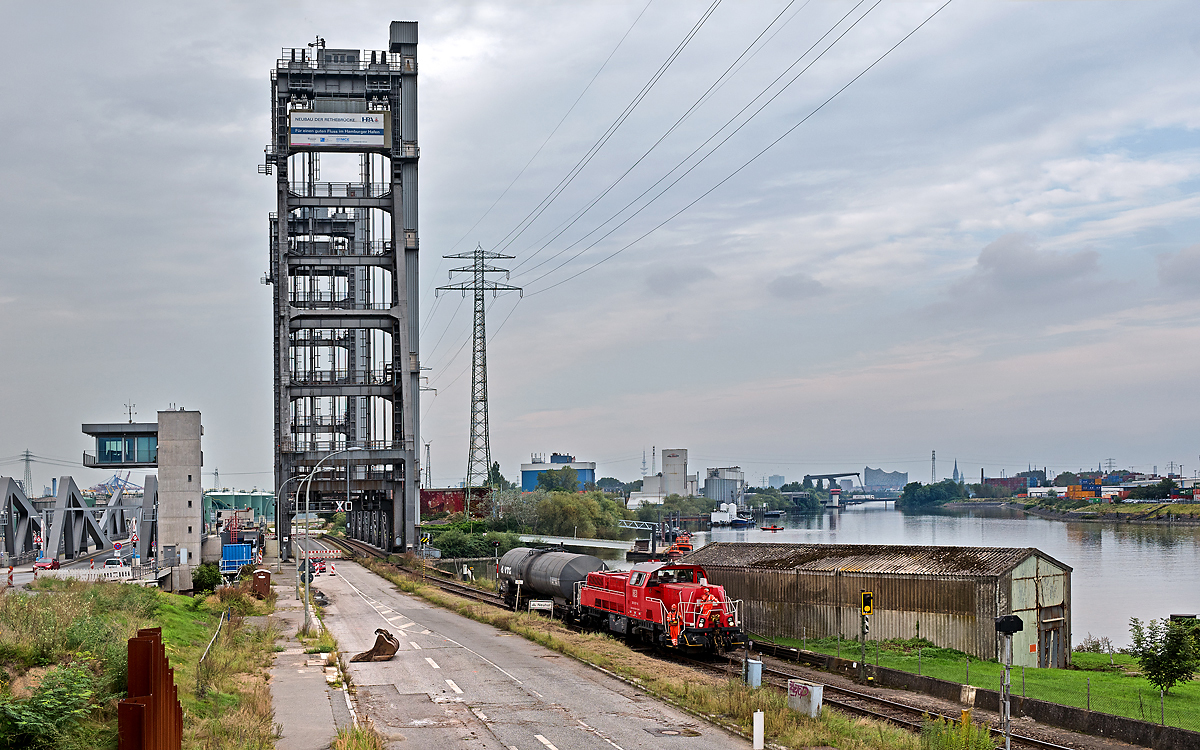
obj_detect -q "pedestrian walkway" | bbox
[267,557,352,750]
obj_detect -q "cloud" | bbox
[643,265,715,295]
[940,234,1104,313]
[1157,244,1200,288]
[766,272,826,300]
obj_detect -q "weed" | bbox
[332,718,388,750]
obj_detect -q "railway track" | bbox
[676,652,1076,750]
[309,535,1078,750]
[318,535,509,608]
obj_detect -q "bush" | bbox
[1075,633,1113,653]
[192,562,222,594]
[920,714,996,750]
[0,665,95,750]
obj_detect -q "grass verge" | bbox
[0,578,280,750]
[358,555,921,750]
[757,633,1199,732]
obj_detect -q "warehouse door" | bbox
[1039,605,1065,668]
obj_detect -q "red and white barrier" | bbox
[6,566,12,586]
[330,563,336,576]
[90,558,95,570]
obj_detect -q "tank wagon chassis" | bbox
[497,548,747,654]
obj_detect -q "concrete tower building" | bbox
[266,23,421,558]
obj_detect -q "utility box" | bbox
[788,679,823,717]
[251,570,271,599]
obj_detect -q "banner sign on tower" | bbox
[289,111,390,147]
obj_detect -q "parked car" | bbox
[33,558,60,570]
[103,557,125,568]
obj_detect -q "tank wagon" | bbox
[497,548,746,654]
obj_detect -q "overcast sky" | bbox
[3,1,1199,492]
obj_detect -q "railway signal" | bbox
[861,591,873,614]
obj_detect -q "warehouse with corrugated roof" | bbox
[683,543,1071,667]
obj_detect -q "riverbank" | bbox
[1018,502,1200,526]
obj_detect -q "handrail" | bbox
[197,608,228,698]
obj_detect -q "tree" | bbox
[192,562,222,594]
[597,477,624,491]
[489,462,514,491]
[898,480,967,509]
[536,466,579,493]
[1053,471,1080,487]
[1128,617,1199,694]
[1127,478,1177,501]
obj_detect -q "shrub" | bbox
[0,665,95,750]
[192,562,222,594]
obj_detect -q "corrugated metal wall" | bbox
[706,565,1002,660]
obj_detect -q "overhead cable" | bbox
[526,0,956,295]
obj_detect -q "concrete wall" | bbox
[157,410,202,572]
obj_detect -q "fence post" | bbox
[966,657,970,686]
[1161,690,1164,726]
[1087,677,1090,711]
[918,647,921,675]
[1021,666,1025,698]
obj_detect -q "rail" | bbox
[288,239,392,257]
[196,608,228,698]
[290,369,392,386]
[288,181,390,198]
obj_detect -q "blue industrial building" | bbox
[520,453,596,492]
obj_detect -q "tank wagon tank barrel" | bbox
[497,547,607,605]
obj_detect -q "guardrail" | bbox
[196,609,228,698]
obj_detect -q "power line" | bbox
[419,0,655,325]
[526,0,954,295]
[510,0,812,276]
[518,0,881,289]
[490,0,724,257]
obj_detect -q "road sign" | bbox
[131,533,139,543]
[113,542,123,551]
[861,591,873,614]
[528,600,553,612]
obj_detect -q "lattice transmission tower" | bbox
[22,449,33,498]
[437,245,521,494]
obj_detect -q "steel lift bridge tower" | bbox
[263,22,420,560]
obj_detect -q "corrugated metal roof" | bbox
[682,543,1069,576]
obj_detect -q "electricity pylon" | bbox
[437,245,521,504]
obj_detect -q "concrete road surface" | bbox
[317,561,750,750]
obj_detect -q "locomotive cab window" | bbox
[631,572,647,586]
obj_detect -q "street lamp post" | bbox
[276,473,315,564]
[301,447,363,633]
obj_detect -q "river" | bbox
[686,501,1200,647]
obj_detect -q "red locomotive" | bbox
[496,548,746,654]
[577,561,746,653]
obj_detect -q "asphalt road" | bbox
[316,558,750,750]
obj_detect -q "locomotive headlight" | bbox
[726,615,734,627]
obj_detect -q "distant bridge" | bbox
[517,534,632,551]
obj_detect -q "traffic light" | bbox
[861,591,874,614]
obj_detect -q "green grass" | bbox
[0,579,280,750]
[756,633,1200,731]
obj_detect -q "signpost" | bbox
[995,615,1024,750]
[528,600,553,614]
[860,591,873,682]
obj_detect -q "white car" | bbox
[104,558,125,568]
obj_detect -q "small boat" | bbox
[729,516,752,528]
[763,510,784,518]
[760,525,785,532]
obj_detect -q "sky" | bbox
[2,0,1200,492]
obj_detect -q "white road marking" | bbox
[445,679,463,694]
[388,616,404,623]
[535,735,560,750]
[420,629,431,634]
[577,719,627,750]
[399,622,416,630]
[425,656,440,669]
[410,641,421,650]
[472,708,490,721]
